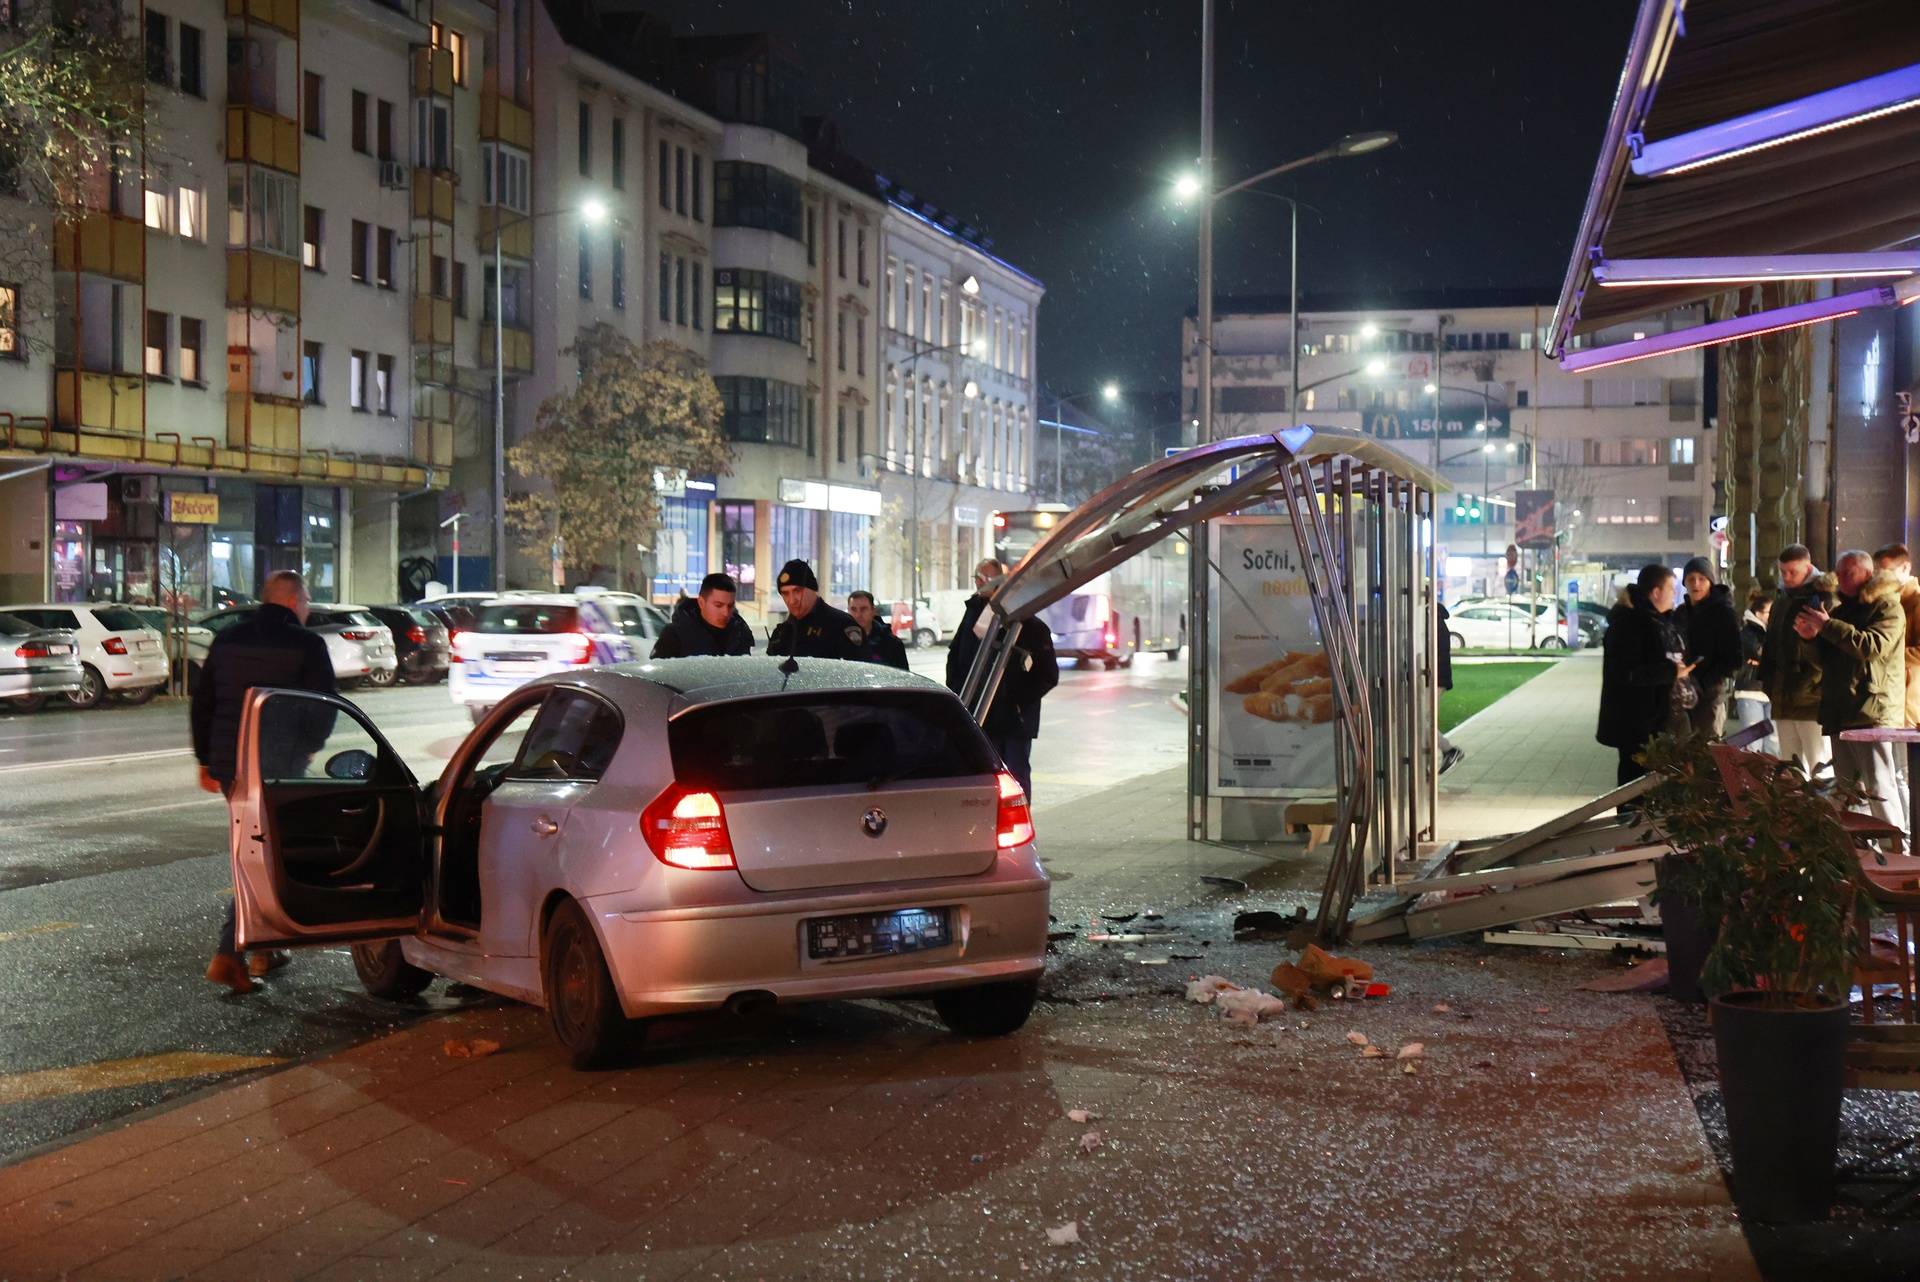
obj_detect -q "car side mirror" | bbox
[325,749,377,781]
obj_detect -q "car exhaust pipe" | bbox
[723,990,777,1017]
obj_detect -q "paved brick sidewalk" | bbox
[0,670,1759,1282]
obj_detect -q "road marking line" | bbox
[0,922,80,944]
[9,796,222,832]
[0,747,194,775]
[0,1051,285,1105]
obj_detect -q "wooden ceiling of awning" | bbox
[1565,0,1920,335]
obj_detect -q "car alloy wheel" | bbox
[541,900,637,1069]
[366,665,398,687]
[116,683,158,705]
[64,664,105,710]
[4,695,46,714]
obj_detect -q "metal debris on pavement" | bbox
[1067,1108,1096,1124]
[1046,1221,1081,1247]
[1345,1031,1370,1046]
[1397,1042,1425,1060]
[1079,1130,1103,1152]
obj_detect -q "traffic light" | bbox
[1452,495,1484,523]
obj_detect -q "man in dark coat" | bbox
[946,559,1059,799]
[651,572,754,658]
[1672,556,1742,739]
[190,571,336,993]
[1597,563,1693,794]
[1436,601,1463,773]
[847,591,910,670]
[1757,544,1833,775]
[1797,549,1906,834]
[765,559,867,660]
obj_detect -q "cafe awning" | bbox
[1546,0,1920,364]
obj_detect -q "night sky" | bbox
[644,0,1638,437]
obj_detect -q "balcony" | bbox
[412,168,454,223]
[225,0,296,36]
[226,250,300,315]
[411,417,453,469]
[225,393,299,453]
[479,92,533,149]
[477,207,531,259]
[53,371,144,434]
[54,214,144,282]
[480,325,533,374]
[413,295,453,346]
[413,45,454,98]
[225,105,300,174]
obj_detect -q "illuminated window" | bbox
[0,284,18,359]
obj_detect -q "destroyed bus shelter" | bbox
[957,425,1448,942]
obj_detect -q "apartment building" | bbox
[1181,290,1713,598]
[0,0,530,607]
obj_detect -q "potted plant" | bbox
[1700,757,1871,1223]
[1638,732,1735,1003]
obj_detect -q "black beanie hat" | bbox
[776,559,818,591]
[1682,556,1714,583]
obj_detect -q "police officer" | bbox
[848,590,910,670]
[766,559,867,659]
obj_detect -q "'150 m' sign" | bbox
[1362,409,1508,441]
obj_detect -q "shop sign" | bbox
[954,505,981,525]
[166,492,220,524]
[1360,408,1508,441]
[54,482,108,521]
[778,478,881,516]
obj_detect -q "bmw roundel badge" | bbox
[861,807,888,838]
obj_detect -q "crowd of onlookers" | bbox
[1599,542,1920,835]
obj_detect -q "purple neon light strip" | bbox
[1559,286,1895,373]
[1631,62,1920,177]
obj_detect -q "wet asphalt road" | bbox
[0,650,1187,1160]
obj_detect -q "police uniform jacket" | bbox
[767,600,868,660]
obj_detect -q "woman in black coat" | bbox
[1598,563,1694,789]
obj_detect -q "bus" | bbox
[993,506,1188,668]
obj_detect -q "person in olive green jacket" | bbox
[1757,544,1832,774]
[1794,549,1906,834]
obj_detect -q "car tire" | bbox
[542,900,637,1069]
[1535,636,1568,651]
[116,683,158,705]
[64,665,106,710]
[366,666,398,688]
[350,939,434,999]
[4,695,46,714]
[1448,632,1466,653]
[933,978,1039,1037]
[913,628,935,649]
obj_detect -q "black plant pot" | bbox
[1656,859,1716,1004]
[1710,991,1848,1222]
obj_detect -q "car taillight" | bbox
[340,629,377,641]
[407,625,427,644]
[567,632,594,664]
[15,643,52,659]
[1104,627,1117,648]
[102,637,128,655]
[641,784,735,870]
[996,771,1034,849]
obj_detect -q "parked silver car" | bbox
[0,613,84,713]
[229,658,1050,1067]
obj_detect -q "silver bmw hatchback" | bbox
[226,657,1050,1066]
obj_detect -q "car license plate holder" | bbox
[805,908,951,961]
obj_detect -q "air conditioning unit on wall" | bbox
[121,476,155,504]
[379,160,408,189]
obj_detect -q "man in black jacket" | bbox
[765,559,866,660]
[1673,556,1742,739]
[847,591,910,670]
[190,571,336,993]
[651,573,754,658]
[1598,564,1694,796]
[945,559,1059,799]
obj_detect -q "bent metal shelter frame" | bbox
[957,425,1447,942]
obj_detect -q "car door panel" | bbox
[231,688,427,950]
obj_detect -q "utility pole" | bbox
[1195,0,1215,446]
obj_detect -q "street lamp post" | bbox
[490,197,607,590]
[1177,131,1396,446]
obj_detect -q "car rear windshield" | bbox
[0,613,32,637]
[93,607,150,632]
[669,691,997,793]
[477,604,581,635]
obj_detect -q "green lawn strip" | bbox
[1442,660,1558,732]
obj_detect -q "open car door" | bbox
[230,688,428,950]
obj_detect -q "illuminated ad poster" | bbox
[1207,516,1337,796]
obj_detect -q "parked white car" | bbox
[129,607,215,681]
[1446,600,1556,651]
[0,612,84,712]
[228,659,1050,1066]
[1,603,169,707]
[193,604,399,687]
[448,594,655,722]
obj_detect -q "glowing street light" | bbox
[1101,382,1121,403]
[579,197,609,225]
[1363,357,1387,377]
[1173,172,1205,202]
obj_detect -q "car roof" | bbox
[558,657,948,712]
[482,594,577,606]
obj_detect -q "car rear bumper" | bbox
[0,668,84,698]
[583,876,1051,1019]
[102,653,169,688]
[449,667,539,706]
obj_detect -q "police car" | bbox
[448,594,659,722]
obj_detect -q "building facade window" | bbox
[144,310,169,377]
[481,263,528,327]
[453,261,467,317]
[715,376,805,447]
[229,168,299,257]
[179,23,202,96]
[303,71,324,137]
[144,11,168,83]
[675,145,687,214]
[835,403,846,463]
[711,268,803,342]
[301,342,322,403]
[302,205,323,270]
[691,155,703,221]
[351,90,368,153]
[691,262,703,331]
[350,219,368,281]
[480,144,531,214]
[375,354,394,415]
[577,100,591,177]
[578,233,591,300]
[805,208,817,266]
[377,99,395,160]
[836,219,846,279]
[830,511,870,594]
[179,317,203,383]
[856,227,868,285]
[178,186,205,240]
[375,227,394,288]
[770,503,817,576]
[658,251,670,321]
[855,316,866,376]
[836,310,846,372]
[349,349,367,410]
[413,98,451,171]
[658,140,670,211]
[610,117,624,189]
[718,501,755,601]
[674,256,686,325]
[711,161,801,240]
[611,239,624,308]
[651,494,711,599]
[0,284,17,359]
